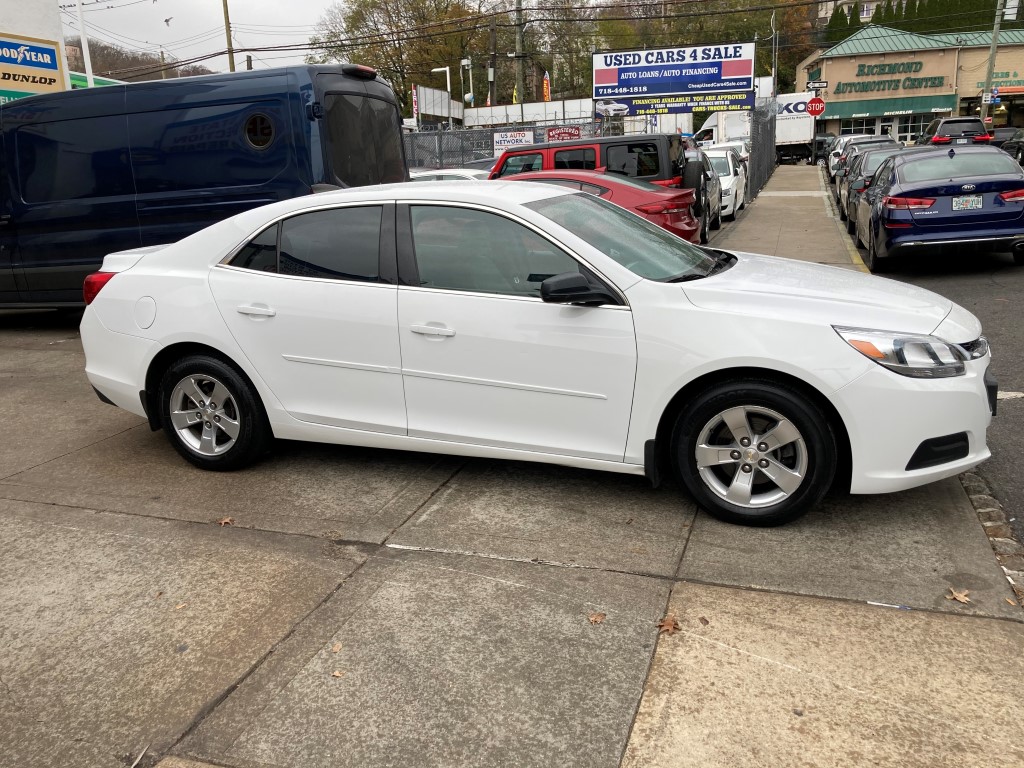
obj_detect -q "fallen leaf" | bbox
[331,670,345,678]
[945,587,971,604]
[218,517,234,527]
[1006,598,1018,606]
[175,602,188,610]
[588,612,606,625]
[331,642,343,653]
[153,591,163,599]
[657,614,681,635]
[698,616,710,627]
[625,518,634,525]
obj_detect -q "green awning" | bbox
[819,94,958,120]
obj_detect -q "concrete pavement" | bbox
[1,166,1021,768]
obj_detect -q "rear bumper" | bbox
[81,307,158,420]
[886,229,1024,255]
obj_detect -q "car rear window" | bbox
[937,119,986,137]
[899,152,1021,183]
[606,142,660,177]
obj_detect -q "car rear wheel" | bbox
[864,234,894,273]
[671,380,837,526]
[158,355,271,471]
[846,213,856,234]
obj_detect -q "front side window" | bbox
[606,142,660,177]
[554,148,596,170]
[322,93,406,186]
[497,153,543,176]
[278,206,383,281]
[527,193,713,281]
[410,205,581,297]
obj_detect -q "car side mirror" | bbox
[540,272,615,306]
[852,180,867,192]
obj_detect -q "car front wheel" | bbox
[671,380,837,526]
[158,355,271,471]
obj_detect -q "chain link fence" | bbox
[405,124,600,169]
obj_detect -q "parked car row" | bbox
[829,138,1024,273]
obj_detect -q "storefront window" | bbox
[840,118,875,135]
[897,115,930,144]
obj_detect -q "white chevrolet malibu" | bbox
[80,182,996,526]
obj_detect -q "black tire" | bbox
[699,208,710,244]
[846,214,856,235]
[681,160,705,217]
[864,233,895,273]
[838,198,847,221]
[711,199,722,230]
[670,379,837,526]
[158,355,271,471]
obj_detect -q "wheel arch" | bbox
[143,342,267,433]
[653,366,853,493]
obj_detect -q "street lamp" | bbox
[431,66,452,129]
[460,57,474,106]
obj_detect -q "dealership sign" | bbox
[0,33,66,104]
[592,43,755,115]
[546,125,582,142]
[493,130,534,150]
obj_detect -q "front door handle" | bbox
[237,304,276,317]
[410,324,455,337]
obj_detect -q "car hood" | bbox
[682,251,963,336]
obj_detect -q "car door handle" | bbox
[236,304,276,317]
[410,324,455,337]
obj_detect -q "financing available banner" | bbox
[592,43,755,115]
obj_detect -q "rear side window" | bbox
[899,152,1021,183]
[16,116,133,202]
[278,206,383,282]
[554,148,596,170]
[937,119,986,137]
[606,142,660,177]
[497,153,543,176]
[323,94,406,186]
[231,224,279,272]
[128,103,287,194]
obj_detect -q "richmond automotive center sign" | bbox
[592,43,755,116]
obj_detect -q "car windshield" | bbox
[709,156,732,176]
[899,152,1021,183]
[526,193,715,281]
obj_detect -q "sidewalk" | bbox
[713,164,866,271]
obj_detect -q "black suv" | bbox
[914,117,990,146]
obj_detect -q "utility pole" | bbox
[981,0,1008,124]
[74,0,95,86]
[221,0,236,72]
[515,0,525,107]
[160,49,167,79]
[489,20,497,107]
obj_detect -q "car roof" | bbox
[890,145,1007,164]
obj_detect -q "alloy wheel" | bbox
[168,373,241,456]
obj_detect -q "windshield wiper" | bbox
[666,271,707,283]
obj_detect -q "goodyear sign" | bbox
[592,43,755,115]
[0,33,66,104]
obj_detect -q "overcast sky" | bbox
[62,0,330,77]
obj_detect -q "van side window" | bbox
[231,224,279,272]
[128,104,287,194]
[554,148,596,170]
[16,116,133,202]
[497,153,543,176]
[322,93,406,186]
[278,206,383,282]
[606,143,660,178]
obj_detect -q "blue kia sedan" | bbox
[856,146,1024,272]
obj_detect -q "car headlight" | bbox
[833,326,989,378]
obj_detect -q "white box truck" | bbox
[694,111,750,146]
[774,92,816,164]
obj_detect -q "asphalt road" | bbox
[871,249,1024,542]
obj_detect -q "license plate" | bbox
[952,194,983,211]
[955,138,968,144]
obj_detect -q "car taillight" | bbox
[972,134,992,142]
[883,196,935,210]
[930,135,952,144]
[998,189,1024,201]
[83,272,117,305]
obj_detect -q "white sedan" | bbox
[705,149,747,220]
[81,182,995,526]
[409,168,490,181]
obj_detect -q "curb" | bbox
[819,167,869,273]
[960,471,1024,608]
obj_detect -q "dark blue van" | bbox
[0,64,407,306]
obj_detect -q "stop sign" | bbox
[806,97,826,117]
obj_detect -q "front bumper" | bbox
[834,358,993,494]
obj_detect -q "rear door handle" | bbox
[410,324,455,337]
[237,304,276,317]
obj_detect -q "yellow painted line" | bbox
[819,167,869,273]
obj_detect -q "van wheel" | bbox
[158,355,271,471]
[681,161,705,217]
[671,380,836,526]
